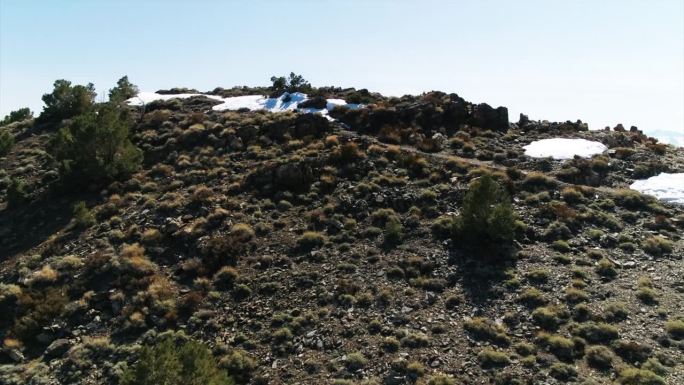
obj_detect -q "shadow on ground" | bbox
[448,248,516,306]
[0,191,84,261]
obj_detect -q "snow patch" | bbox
[523,138,607,159]
[126,92,360,120]
[630,173,684,205]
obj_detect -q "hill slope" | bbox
[0,88,683,385]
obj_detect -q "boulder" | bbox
[294,114,330,138]
[44,339,71,359]
[471,103,509,131]
[298,96,327,110]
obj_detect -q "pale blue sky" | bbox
[1,1,682,144]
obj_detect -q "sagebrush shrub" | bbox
[73,201,95,228]
[0,129,14,156]
[6,178,28,207]
[120,335,233,385]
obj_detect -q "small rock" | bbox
[9,349,24,362]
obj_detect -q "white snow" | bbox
[210,95,265,111]
[523,138,607,159]
[630,173,684,205]
[126,92,361,120]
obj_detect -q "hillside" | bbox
[0,78,683,385]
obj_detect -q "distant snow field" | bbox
[523,138,608,159]
[630,173,684,205]
[126,92,360,119]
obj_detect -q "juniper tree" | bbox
[37,80,96,125]
[455,174,516,257]
[108,75,139,104]
[49,102,142,186]
[0,107,33,126]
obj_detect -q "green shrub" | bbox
[617,368,665,385]
[596,258,618,278]
[549,362,577,380]
[381,337,400,352]
[552,240,571,252]
[384,217,403,245]
[464,317,510,345]
[73,201,95,228]
[0,129,14,157]
[612,189,653,210]
[538,334,576,361]
[6,178,29,207]
[1,107,33,126]
[517,287,548,307]
[272,327,293,344]
[571,322,619,344]
[37,79,96,125]
[405,361,425,380]
[232,284,252,300]
[637,286,658,305]
[565,287,589,304]
[213,267,239,290]
[526,269,549,284]
[641,358,668,376]
[370,208,400,226]
[454,175,516,257]
[612,340,652,364]
[120,335,234,385]
[532,305,567,330]
[513,342,536,356]
[665,318,684,339]
[297,231,326,250]
[218,349,255,384]
[431,215,456,238]
[642,236,673,256]
[426,374,456,385]
[477,348,510,367]
[49,103,142,186]
[13,287,68,343]
[204,224,255,269]
[585,345,614,369]
[561,186,585,203]
[521,172,557,192]
[604,302,629,323]
[345,352,368,370]
[400,331,430,348]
